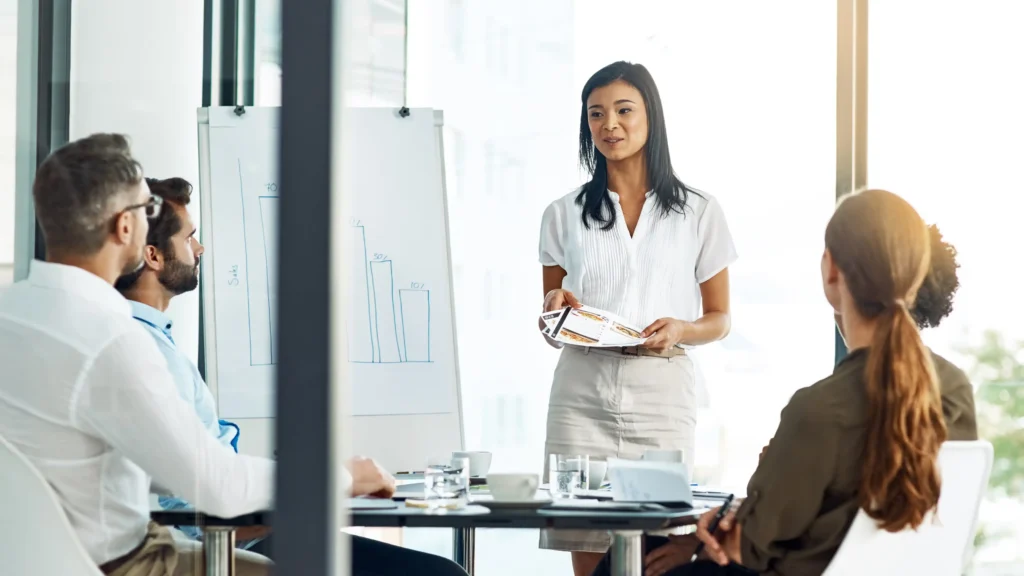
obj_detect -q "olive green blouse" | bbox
[735,348,978,575]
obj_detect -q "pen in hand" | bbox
[691,494,735,562]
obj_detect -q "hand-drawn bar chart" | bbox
[237,158,277,367]
[258,196,279,365]
[351,224,432,364]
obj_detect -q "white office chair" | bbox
[0,434,104,576]
[823,440,993,576]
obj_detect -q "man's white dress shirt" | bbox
[0,261,274,565]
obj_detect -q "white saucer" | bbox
[475,499,551,510]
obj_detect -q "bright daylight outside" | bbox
[264,0,1024,574]
[869,2,1024,573]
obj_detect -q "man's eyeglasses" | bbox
[122,195,164,220]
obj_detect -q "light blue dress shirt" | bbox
[130,302,241,541]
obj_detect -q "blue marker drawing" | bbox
[399,289,431,362]
[350,226,377,363]
[369,260,402,363]
[237,160,255,365]
[258,196,279,365]
[237,158,277,367]
[349,223,432,364]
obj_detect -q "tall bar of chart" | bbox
[351,225,377,363]
[257,196,279,364]
[351,224,432,364]
[236,157,277,367]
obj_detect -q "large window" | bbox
[870,2,1024,570]
[254,0,281,107]
[0,1,17,287]
[251,1,1020,573]
[255,0,407,107]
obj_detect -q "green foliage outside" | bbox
[963,330,1024,555]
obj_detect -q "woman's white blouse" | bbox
[539,188,738,329]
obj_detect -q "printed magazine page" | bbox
[540,305,647,347]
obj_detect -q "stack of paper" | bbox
[607,458,693,506]
[540,305,648,347]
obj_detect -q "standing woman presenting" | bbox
[538,61,737,575]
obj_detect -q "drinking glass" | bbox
[549,454,589,499]
[424,456,470,510]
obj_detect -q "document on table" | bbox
[546,500,662,511]
[540,305,648,347]
[348,497,400,510]
[607,459,694,505]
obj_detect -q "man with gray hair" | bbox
[0,134,281,575]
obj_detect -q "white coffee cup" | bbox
[486,473,539,502]
[453,451,492,478]
[588,461,608,490]
[642,449,684,463]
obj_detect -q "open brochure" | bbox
[540,305,648,347]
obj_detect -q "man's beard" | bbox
[159,257,200,295]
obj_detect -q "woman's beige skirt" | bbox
[539,346,697,553]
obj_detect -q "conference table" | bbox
[151,496,719,576]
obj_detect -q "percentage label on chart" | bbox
[265,183,279,193]
[411,282,425,289]
[373,253,388,261]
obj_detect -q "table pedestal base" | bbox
[611,530,644,576]
[203,527,236,576]
[453,526,476,575]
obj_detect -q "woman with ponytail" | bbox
[831,190,948,534]
[592,189,953,576]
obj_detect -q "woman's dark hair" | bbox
[825,189,947,532]
[910,224,960,330]
[576,61,700,230]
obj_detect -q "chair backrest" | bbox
[0,434,104,576]
[823,440,993,576]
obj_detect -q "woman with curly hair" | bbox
[829,222,976,438]
[907,223,977,438]
[593,191,977,576]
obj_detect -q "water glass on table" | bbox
[549,454,589,499]
[424,456,470,510]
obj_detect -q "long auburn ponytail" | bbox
[826,189,948,532]
[862,301,947,530]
